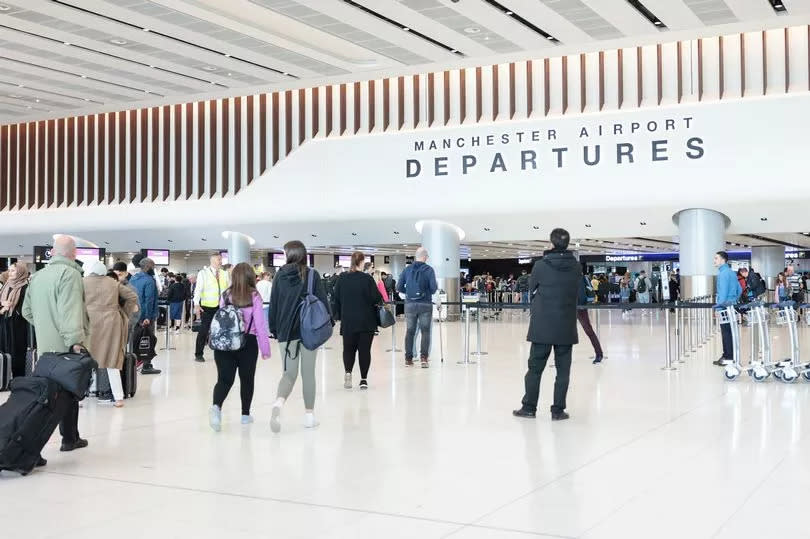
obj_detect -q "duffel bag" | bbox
[33,352,98,399]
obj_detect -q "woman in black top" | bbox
[333,251,382,390]
[166,275,187,332]
[0,262,30,378]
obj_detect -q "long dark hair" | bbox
[228,262,257,306]
[284,240,308,280]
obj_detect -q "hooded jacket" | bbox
[130,270,159,322]
[268,264,331,343]
[527,249,582,345]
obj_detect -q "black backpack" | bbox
[748,272,766,298]
[636,277,647,293]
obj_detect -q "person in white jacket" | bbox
[193,253,230,362]
[256,272,272,324]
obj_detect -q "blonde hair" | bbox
[372,270,382,284]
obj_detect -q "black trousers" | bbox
[521,343,573,414]
[720,322,733,360]
[343,331,374,379]
[577,310,603,358]
[195,306,218,357]
[59,398,80,444]
[213,335,259,416]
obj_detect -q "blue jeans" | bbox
[405,302,432,360]
[521,291,529,307]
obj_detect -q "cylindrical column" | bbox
[223,231,254,266]
[389,255,407,282]
[416,220,464,320]
[673,209,730,299]
[752,245,786,301]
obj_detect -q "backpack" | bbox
[636,277,647,293]
[405,265,429,301]
[297,269,333,351]
[209,294,253,352]
[748,272,766,298]
[583,277,596,303]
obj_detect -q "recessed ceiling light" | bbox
[109,38,128,45]
[393,231,400,235]
[63,42,71,46]
[34,98,39,102]
[80,75,87,78]
[224,53,231,57]
[585,224,592,228]
[505,11,513,15]
[640,221,647,226]
[483,227,491,231]
[144,90,150,93]
[532,225,540,230]
[402,27,410,32]
[760,217,768,221]
[142,27,151,32]
[464,26,481,34]
[547,36,555,40]
[227,73,232,76]
[202,66,217,71]
[0,4,11,11]
[84,98,90,101]
[210,81,217,84]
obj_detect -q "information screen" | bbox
[272,253,287,267]
[220,251,229,266]
[337,255,352,268]
[145,249,170,266]
[75,248,103,269]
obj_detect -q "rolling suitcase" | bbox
[121,336,137,399]
[0,353,11,391]
[0,376,74,475]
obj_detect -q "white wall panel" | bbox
[722,34,743,99]
[583,53,600,113]
[660,42,679,104]
[496,63,510,121]
[548,57,564,116]
[744,31,764,97]
[787,26,809,92]
[602,50,619,111]
[701,38,721,101]
[463,68,476,125]
[641,45,658,107]
[765,28,787,95]
[402,76,414,131]
[513,61,528,119]
[620,48,639,109]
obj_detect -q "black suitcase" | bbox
[0,376,74,475]
[0,353,11,391]
[121,352,137,399]
[24,325,38,376]
[33,352,98,399]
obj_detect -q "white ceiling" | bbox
[1,0,807,124]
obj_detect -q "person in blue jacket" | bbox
[713,251,742,366]
[130,257,162,375]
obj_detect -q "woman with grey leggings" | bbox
[267,240,332,432]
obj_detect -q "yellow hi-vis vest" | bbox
[200,268,229,308]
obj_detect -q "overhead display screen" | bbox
[144,249,170,266]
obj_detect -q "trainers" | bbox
[195,355,205,363]
[209,405,222,432]
[359,379,368,390]
[241,415,254,425]
[551,411,570,421]
[592,356,603,364]
[713,358,731,366]
[344,372,352,390]
[141,364,162,375]
[420,356,429,369]
[405,359,414,367]
[303,412,320,429]
[270,405,282,433]
[60,438,89,452]
[512,408,536,418]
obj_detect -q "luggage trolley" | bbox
[717,303,743,381]
[737,301,771,382]
[772,301,802,383]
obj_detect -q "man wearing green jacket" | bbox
[22,235,90,452]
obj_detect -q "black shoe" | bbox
[36,456,47,467]
[195,356,205,363]
[712,358,730,366]
[512,408,536,418]
[359,379,368,390]
[141,365,162,375]
[592,356,603,364]
[405,359,414,367]
[551,411,570,421]
[60,438,89,452]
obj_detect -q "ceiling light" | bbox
[17,84,23,88]
[227,73,232,76]
[547,36,555,40]
[202,66,217,72]
[393,231,400,235]
[84,98,89,101]
[640,221,647,226]
[402,27,410,32]
[148,65,155,68]
[505,11,513,15]
[351,232,357,236]
[210,81,216,84]
[109,38,128,45]
[34,98,39,102]
[760,217,768,221]
[464,27,481,34]
[0,4,10,11]
[142,27,150,32]
[80,75,87,78]
[585,224,592,228]
[532,225,539,230]
[63,42,71,46]
[224,53,231,57]
[144,90,150,93]
[449,49,457,54]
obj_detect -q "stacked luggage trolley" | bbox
[718,300,810,383]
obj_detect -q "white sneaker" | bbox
[241,415,254,424]
[303,412,320,429]
[344,372,352,390]
[270,405,282,433]
[209,405,222,432]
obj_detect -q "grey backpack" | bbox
[297,269,333,351]
[209,294,253,352]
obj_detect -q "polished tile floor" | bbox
[2,309,810,538]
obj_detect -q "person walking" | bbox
[84,261,139,407]
[334,252,383,390]
[208,263,271,431]
[577,275,604,364]
[268,241,332,432]
[256,272,272,325]
[130,257,162,375]
[166,274,186,333]
[397,247,437,368]
[513,228,581,421]
[517,269,530,312]
[786,265,804,304]
[22,235,90,453]
[0,262,31,378]
[634,270,653,308]
[713,251,742,367]
[193,253,230,363]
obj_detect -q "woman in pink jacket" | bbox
[373,270,389,303]
[209,263,271,431]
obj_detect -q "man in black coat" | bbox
[514,228,582,421]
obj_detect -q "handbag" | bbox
[377,304,395,328]
[33,351,98,399]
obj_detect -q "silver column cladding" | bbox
[673,208,729,299]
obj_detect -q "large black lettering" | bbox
[583,145,601,166]
[490,153,507,172]
[414,141,424,151]
[434,157,448,176]
[406,159,422,178]
[552,147,568,168]
[652,140,669,161]
[521,150,537,170]
[462,155,477,174]
[686,137,705,159]
[617,143,634,164]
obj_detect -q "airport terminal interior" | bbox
[3,1,810,538]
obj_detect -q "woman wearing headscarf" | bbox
[84,260,139,407]
[0,262,31,377]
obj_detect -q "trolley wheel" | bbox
[782,372,798,383]
[724,366,740,381]
[773,370,783,381]
[801,371,810,381]
[752,369,768,382]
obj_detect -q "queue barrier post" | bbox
[160,304,175,351]
[458,304,477,365]
[385,306,403,353]
[472,306,488,356]
[662,307,676,371]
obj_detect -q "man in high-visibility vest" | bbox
[193,253,230,362]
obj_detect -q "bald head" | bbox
[415,247,429,262]
[52,235,76,260]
